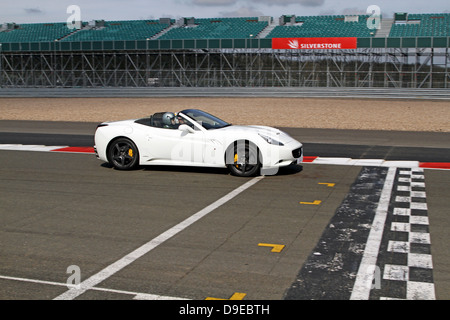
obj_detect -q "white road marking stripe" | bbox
[0,144,68,152]
[0,275,75,288]
[53,176,264,300]
[310,157,420,168]
[133,293,189,300]
[350,166,397,300]
[0,275,188,300]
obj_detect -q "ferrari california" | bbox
[94,109,303,176]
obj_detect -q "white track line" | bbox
[350,166,397,300]
[0,144,68,152]
[0,275,188,300]
[54,176,264,300]
[0,275,74,288]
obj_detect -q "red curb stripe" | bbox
[303,156,318,163]
[52,147,95,153]
[419,162,450,170]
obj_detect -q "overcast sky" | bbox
[1,0,449,24]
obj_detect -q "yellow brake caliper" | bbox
[234,153,238,168]
[128,148,133,158]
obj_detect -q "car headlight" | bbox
[258,133,284,146]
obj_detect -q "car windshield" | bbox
[180,109,231,130]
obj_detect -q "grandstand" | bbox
[268,15,376,38]
[0,22,74,42]
[0,13,449,88]
[1,13,449,42]
[60,20,172,42]
[390,13,450,37]
[158,17,268,40]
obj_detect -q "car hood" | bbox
[217,125,295,144]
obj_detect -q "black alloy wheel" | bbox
[226,140,261,177]
[108,138,139,170]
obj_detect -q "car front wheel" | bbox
[108,138,139,170]
[226,141,261,177]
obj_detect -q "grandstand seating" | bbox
[0,13,448,44]
[389,13,450,37]
[0,22,73,42]
[267,15,375,38]
[158,17,268,40]
[60,20,170,41]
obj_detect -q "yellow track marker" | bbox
[299,200,322,205]
[258,243,285,253]
[205,292,247,300]
[318,182,335,187]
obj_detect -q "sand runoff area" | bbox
[0,97,449,132]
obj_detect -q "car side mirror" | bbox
[178,124,195,133]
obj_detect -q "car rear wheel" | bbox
[226,141,261,177]
[108,138,139,170]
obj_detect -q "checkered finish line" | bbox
[373,168,435,300]
[284,166,437,300]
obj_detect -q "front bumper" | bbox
[261,141,303,174]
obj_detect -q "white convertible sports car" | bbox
[94,109,303,176]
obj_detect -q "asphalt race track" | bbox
[0,120,449,303]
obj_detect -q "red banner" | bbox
[272,37,357,50]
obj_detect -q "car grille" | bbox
[292,147,302,158]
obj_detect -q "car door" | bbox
[142,119,205,165]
